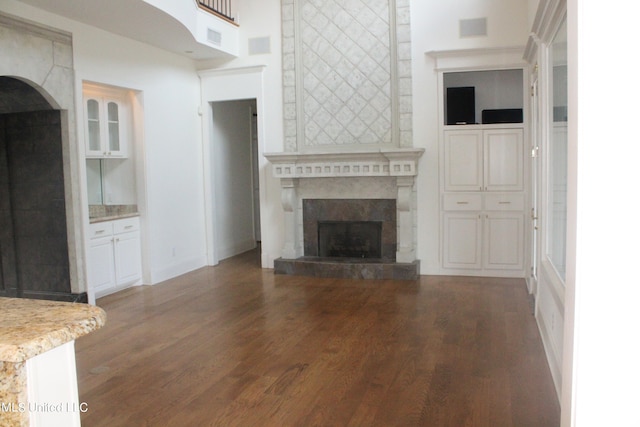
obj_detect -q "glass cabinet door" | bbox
[84,96,126,158]
[86,98,102,154]
[107,101,120,153]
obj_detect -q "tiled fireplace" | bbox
[265,149,423,280]
[270,0,420,279]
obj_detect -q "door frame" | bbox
[199,66,267,266]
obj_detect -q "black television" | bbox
[446,86,475,125]
[482,108,523,124]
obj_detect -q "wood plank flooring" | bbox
[75,249,560,426]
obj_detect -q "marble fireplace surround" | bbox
[265,148,423,279]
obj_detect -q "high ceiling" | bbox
[15,0,229,60]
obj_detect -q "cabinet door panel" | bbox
[484,129,524,191]
[444,130,483,191]
[114,232,142,285]
[88,237,116,295]
[443,213,482,269]
[484,213,524,270]
[85,98,103,157]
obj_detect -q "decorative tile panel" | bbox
[281,0,413,151]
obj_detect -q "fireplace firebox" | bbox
[318,221,383,259]
[303,199,396,261]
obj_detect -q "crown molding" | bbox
[426,46,526,71]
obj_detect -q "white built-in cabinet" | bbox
[84,86,128,158]
[436,63,527,278]
[87,217,142,298]
[441,126,525,275]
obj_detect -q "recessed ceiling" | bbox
[16,0,230,60]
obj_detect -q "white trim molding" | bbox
[426,46,527,71]
[264,148,424,179]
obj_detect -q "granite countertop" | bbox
[89,204,139,223]
[90,212,140,224]
[0,297,106,363]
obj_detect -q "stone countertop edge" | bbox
[89,212,140,224]
[0,297,106,363]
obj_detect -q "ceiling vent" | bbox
[459,17,487,38]
[207,28,222,46]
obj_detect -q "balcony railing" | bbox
[197,0,235,24]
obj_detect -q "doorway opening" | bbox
[209,99,261,264]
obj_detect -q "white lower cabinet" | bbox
[442,193,524,275]
[443,212,482,269]
[483,212,524,270]
[88,217,142,298]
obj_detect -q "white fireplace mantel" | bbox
[264,148,424,179]
[264,148,425,264]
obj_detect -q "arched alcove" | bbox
[1,11,87,302]
[0,77,80,300]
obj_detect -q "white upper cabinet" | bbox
[84,85,129,158]
[443,129,483,191]
[444,127,524,192]
[483,128,524,191]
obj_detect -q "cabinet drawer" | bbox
[484,194,524,211]
[113,217,140,234]
[443,194,482,211]
[89,222,113,239]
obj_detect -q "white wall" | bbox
[210,99,256,260]
[415,1,531,52]
[1,0,208,285]
[73,25,208,284]
[565,1,640,425]
[410,0,532,274]
[198,0,284,269]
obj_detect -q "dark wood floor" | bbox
[75,249,560,426]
